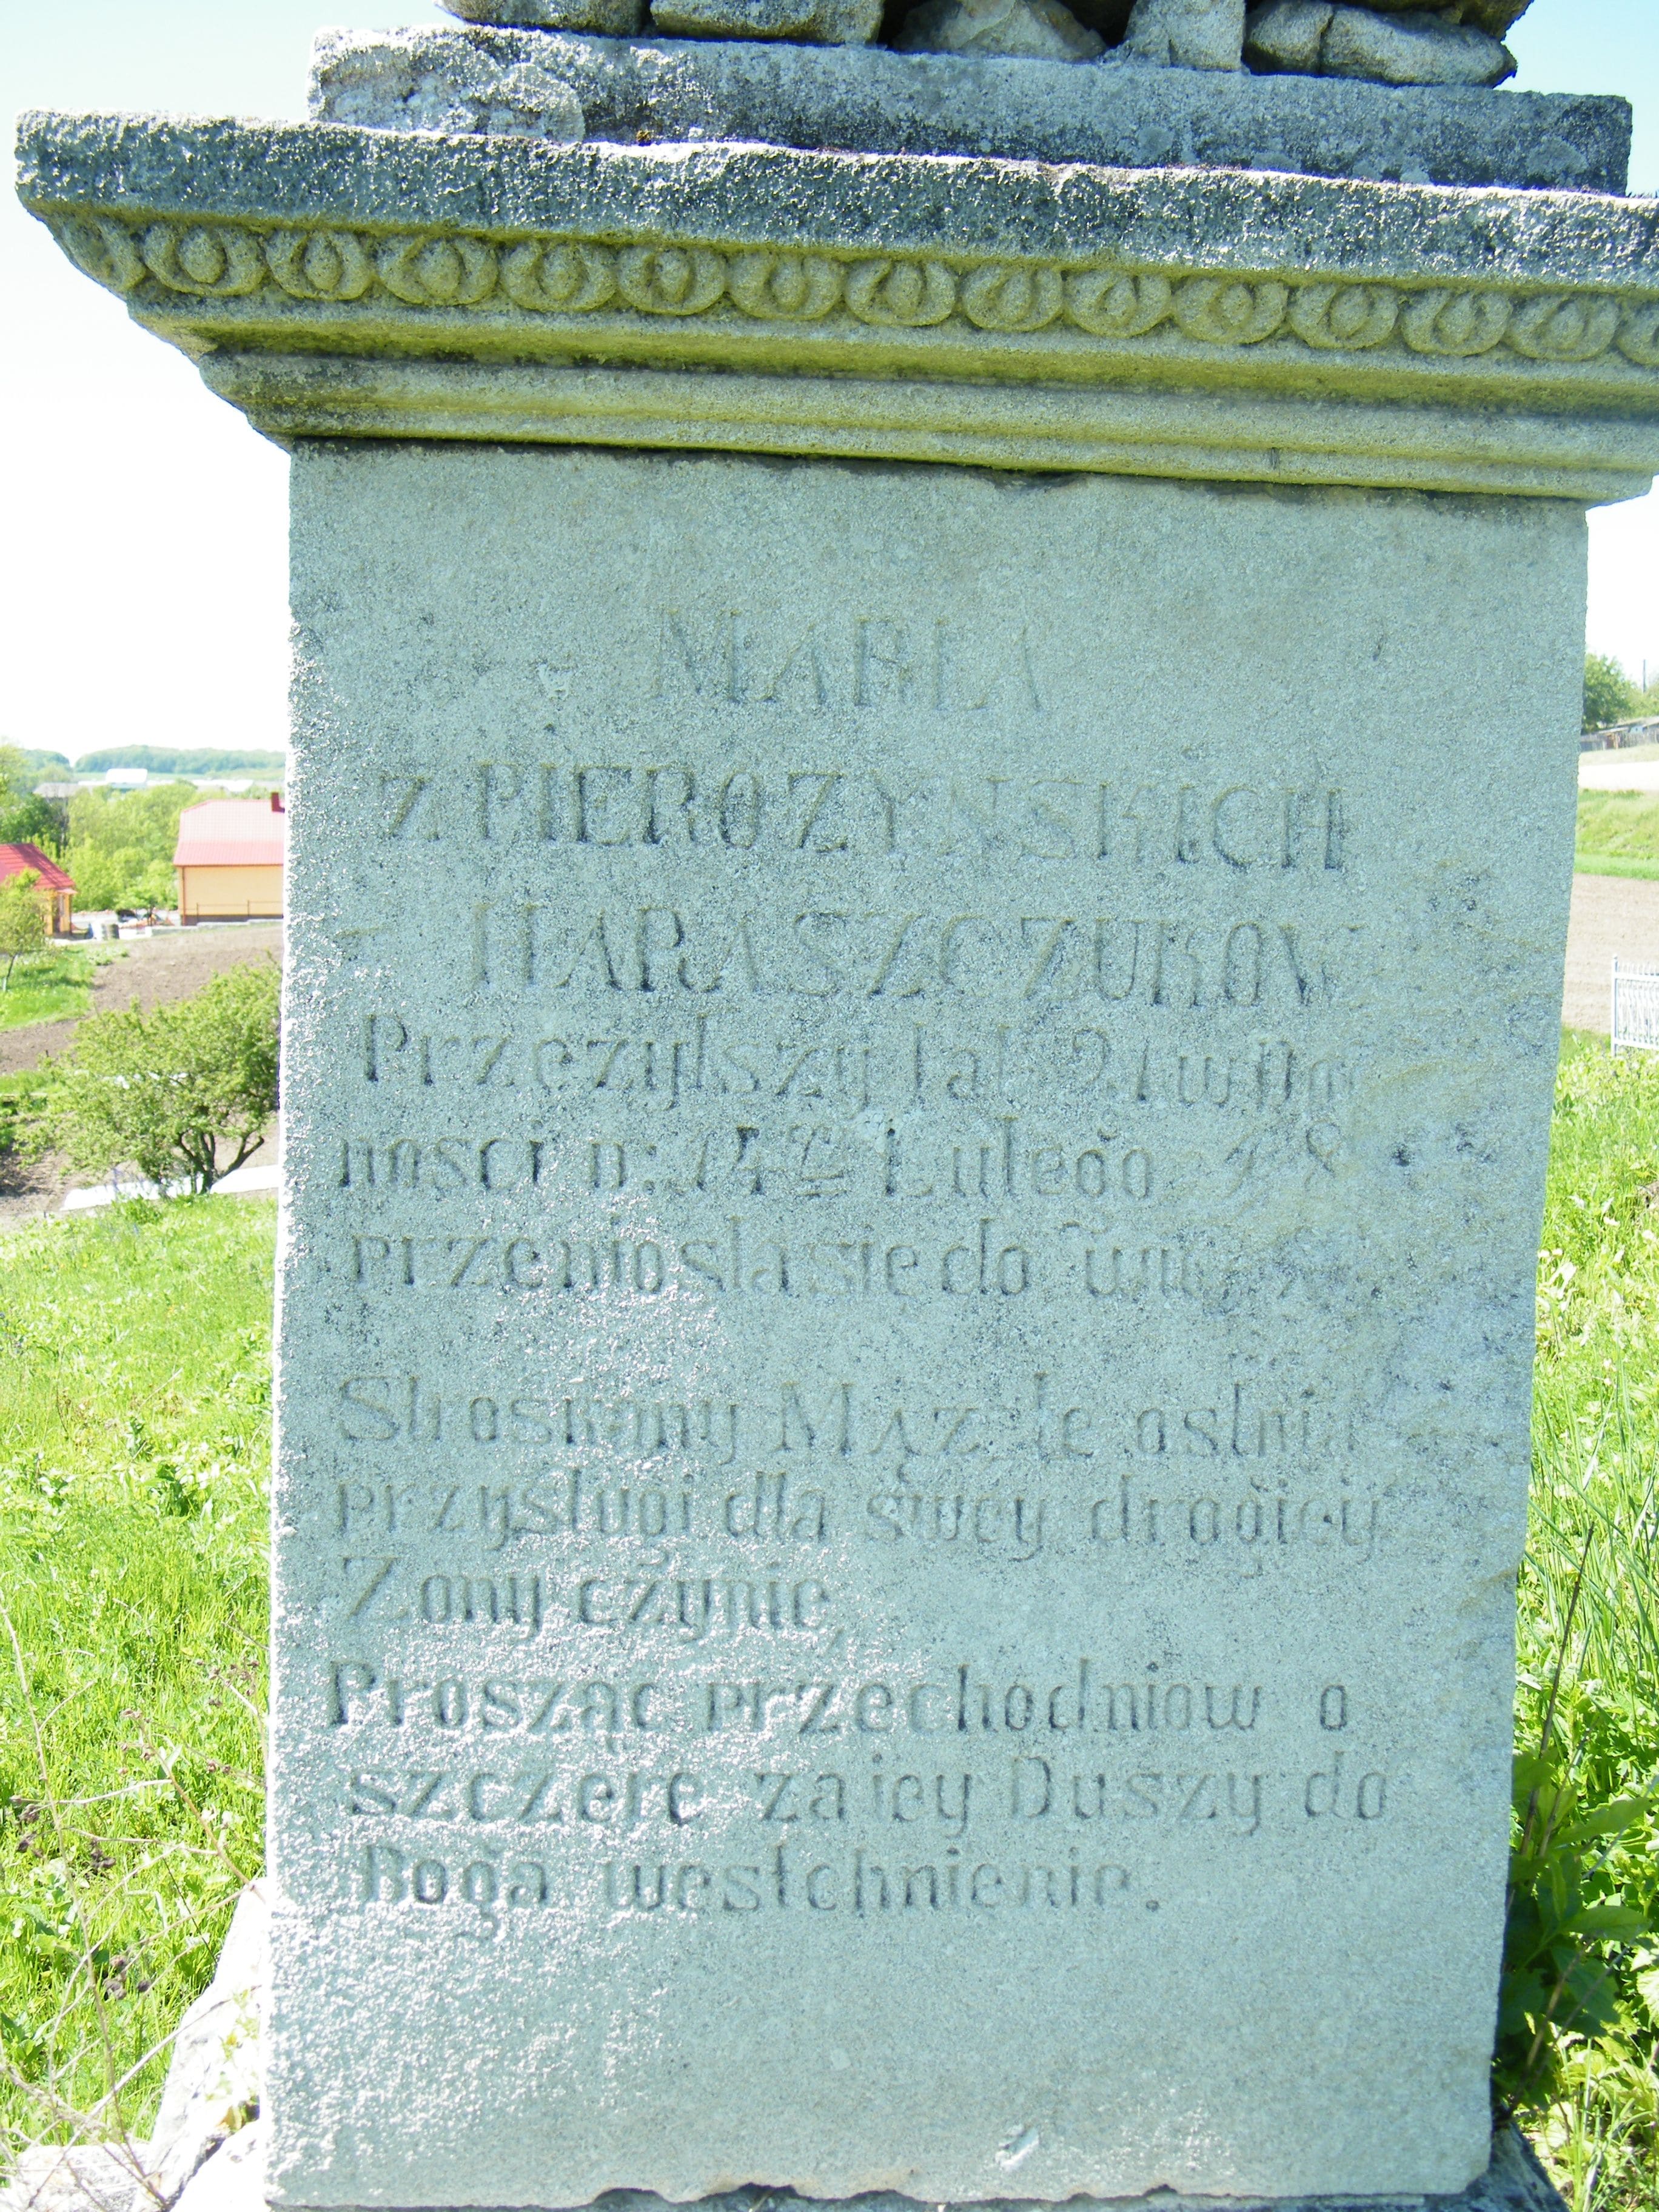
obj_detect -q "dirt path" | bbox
[1563,874,1659,1034]
[0,923,281,1077]
[0,925,283,1228]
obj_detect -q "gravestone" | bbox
[16,30,1659,2212]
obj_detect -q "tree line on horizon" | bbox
[0,743,286,780]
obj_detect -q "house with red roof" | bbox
[0,843,75,936]
[174,795,286,922]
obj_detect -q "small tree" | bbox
[1585,652,1638,733]
[40,961,280,1195]
[0,871,47,990]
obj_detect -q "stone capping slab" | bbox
[18,112,1659,282]
[15,110,1659,495]
[310,26,1634,196]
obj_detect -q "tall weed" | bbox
[1509,1041,1659,2210]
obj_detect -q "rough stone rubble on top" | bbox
[442,0,1527,79]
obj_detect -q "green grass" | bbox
[1575,854,1659,883]
[1515,1036,1659,2210]
[0,953,95,1034]
[0,1199,271,2157]
[0,1063,1655,2200]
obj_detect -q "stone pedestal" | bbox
[17,57,1659,2212]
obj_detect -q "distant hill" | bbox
[74,746,287,776]
[8,749,72,780]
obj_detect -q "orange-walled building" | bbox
[174,794,286,921]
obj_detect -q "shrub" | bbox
[36,964,279,1195]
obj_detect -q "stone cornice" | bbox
[17,111,1659,498]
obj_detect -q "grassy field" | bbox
[0,952,95,1034]
[1577,793,1659,882]
[1518,1035,1659,2210]
[1574,857,1659,884]
[0,1198,270,2156]
[0,1054,1655,2199]
[1580,791,1659,860]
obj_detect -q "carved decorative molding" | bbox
[49,212,1659,373]
[18,110,1659,495]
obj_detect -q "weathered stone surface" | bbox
[1322,6,1513,86]
[259,415,1582,2202]
[440,0,1528,53]
[1455,0,1529,34]
[169,2122,266,2212]
[651,0,883,45]
[146,1883,266,2202]
[1245,0,1336,72]
[0,1880,1569,2212]
[1361,0,1529,30]
[306,27,1630,193]
[443,0,646,33]
[411,52,588,135]
[1245,0,1512,84]
[1122,0,1244,69]
[11,21,1619,2211]
[15,110,1659,498]
[898,0,1104,64]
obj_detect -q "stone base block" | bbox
[1,2131,1563,2212]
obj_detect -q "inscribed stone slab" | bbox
[272,442,1580,2209]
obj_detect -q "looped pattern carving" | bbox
[1064,272,1173,338]
[502,241,616,313]
[846,259,957,327]
[266,229,374,303]
[55,217,146,294]
[378,235,498,307]
[960,263,1064,333]
[1620,305,1659,370]
[1287,283,1398,352]
[1173,278,1289,346]
[141,223,263,297]
[1507,293,1623,363]
[1400,288,1512,357]
[617,247,726,315]
[728,253,842,321]
[59,213,1659,384]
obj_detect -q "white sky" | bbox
[2,0,1657,759]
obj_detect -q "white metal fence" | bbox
[1611,959,1659,1053]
